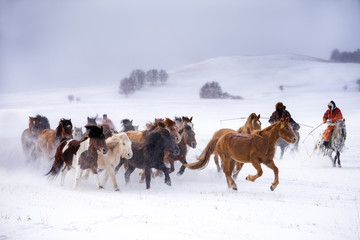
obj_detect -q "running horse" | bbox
[186,118,297,191]
[21,115,50,160]
[315,119,346,168]
[36,118,73,160]
[196,113,261,178]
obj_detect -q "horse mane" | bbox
[36,114,50,130]
[146,118,165,130]
[86,125,104,138]
[121,119,132,125]
[163,118,176,127]
[106,133,127,150]
[252,121,280,137]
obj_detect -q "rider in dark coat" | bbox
[269,102,300,131]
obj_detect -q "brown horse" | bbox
[126,118,181,143]
[21,115,51,159]
[167,120,197,176]
[36,119,73,160]
[197,113,261,177]
[186,118,297,191]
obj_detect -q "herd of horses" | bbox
[21,113,346,192]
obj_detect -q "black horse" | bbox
[120,119,138,132]
[115,128,180,189]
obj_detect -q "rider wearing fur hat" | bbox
[269,102,300,131]
[322,101,343,147]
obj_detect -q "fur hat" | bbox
[276,102,285,110]
[328,101,336,111]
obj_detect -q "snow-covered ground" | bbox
[1,54,360,240]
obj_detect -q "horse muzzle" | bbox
[191,142,197,148]
[126,152,133,159]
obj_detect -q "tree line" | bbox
[330,49,360,63]
[119,69,169,95]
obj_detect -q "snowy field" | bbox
[1,55,360,240]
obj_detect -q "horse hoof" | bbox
[270,186,275,191]
[165,180,171,186]
[338,165,342,168]
[177,171,183,176]
[99,186,104,190]
[245,176,249,181]
[115,188,120,192]
[232,187,238,191]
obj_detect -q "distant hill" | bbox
[167,54,360,99]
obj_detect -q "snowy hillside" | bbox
[1,54,360,240]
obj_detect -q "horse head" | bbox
[179,124,197,148]
[73,127,83,140]
[163,118,181,144]
[86,125,108,155]
[56,119,73,139]
[151,128,180,156]
[121,119,136,132]
[87,117,97,126]
[181,116,194,131]
[279,118,297,144]
[119,133,133,159]
[28,116,39,132]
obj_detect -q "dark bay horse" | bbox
[36,118,73,160]
[186,118,297,191]
[120,119,138,132]
[316,119,346,168]
[47,125,108,190]
[21,115,50,159]
[167,122,197,176]
[116,128,180,189]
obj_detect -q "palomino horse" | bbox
[186,118,297,191]
[97,133,133,191]
[116,128,180,189]
[315,119,346,168]
[46,126,108,190]
[36,118,73,160]
[21,115,50,159]
[196,113,261,177]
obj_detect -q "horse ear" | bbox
[258,114,260,119]
[87,117,90,121]
[190,116,193,122]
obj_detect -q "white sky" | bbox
[0,0,359,92]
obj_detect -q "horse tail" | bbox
[45,141,67,178]
[186,137,217,170]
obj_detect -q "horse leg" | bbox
[124,165,135,184]
[82,169,90,180]
[280,146,285,159]
[246,161,263,183]
[336,151,342,168]
[264,160,279,191]
[220,154,237,190]
[145,167,152,189]
[158,163,171,187]
[214,153,222,172]
[73,166,83,189]
[105,164,120,191]
[60,165,69,186]
[177,158,187,176]
[232,162,244,180]
[91,168,103,190]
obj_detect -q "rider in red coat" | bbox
[322,101,343,147]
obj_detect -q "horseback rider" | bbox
[102,114,116,132]
[269,102,300,132]
[322,101,343,147]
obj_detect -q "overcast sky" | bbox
[1,0,359,92]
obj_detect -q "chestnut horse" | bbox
[36,118,73,160]
[21,115,50,159]
[47,126,108,190]
[197,113,261,177]
[126,118,181,144]
[186,118,297,191]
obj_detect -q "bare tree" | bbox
[159,69,169,84]
[146,69,159,85]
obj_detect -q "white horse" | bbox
[82,132,133,191]
[315,119,346,167]
[97,133,133,191]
